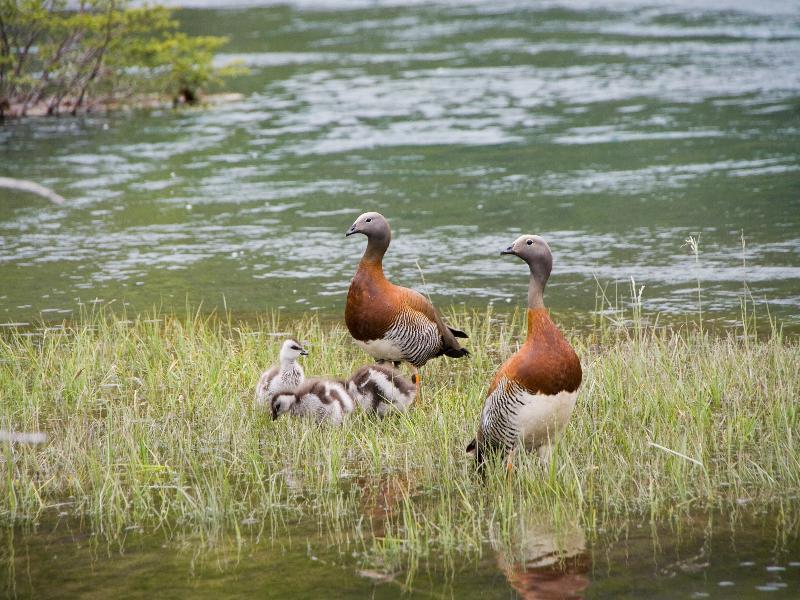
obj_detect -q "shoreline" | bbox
[1,92,245,120]
[0,302,791,341]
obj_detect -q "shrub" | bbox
[0,0,239,117]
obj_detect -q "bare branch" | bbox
[0,177,66,205]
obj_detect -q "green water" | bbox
[1,0,799,330]
[4,511,799,598]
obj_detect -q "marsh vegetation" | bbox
[1,305,798,586]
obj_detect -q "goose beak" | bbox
[345,224,358,237]
[500,245,515,255]
[271,405,279,420]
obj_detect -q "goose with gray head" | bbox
[347,363,417,417]
[345,212,469,376]
[271,378,355,425]
[467,235,582,470]
[254,338,308,407]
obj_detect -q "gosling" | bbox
[254,338,308,407]
[347,364,417,417]
[271,378,355,425]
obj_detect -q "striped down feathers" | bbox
[274,379,355,425]
[347,364,416,417]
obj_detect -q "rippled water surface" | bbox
[4,510,799,598]
[1,0,799,328]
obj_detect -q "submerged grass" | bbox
[1,305,798,573]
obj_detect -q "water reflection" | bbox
[357,473,416,539]
[3,507,799,597]
[492,516,589,600]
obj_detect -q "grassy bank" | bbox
[1,307,798,571]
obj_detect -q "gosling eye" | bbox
[366,218,372,223]
[291,345,302,351]
[527,239,533,245]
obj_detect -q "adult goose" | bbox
[345,212,468,374]
[467,235,582,469]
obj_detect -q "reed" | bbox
[1,303,798,572]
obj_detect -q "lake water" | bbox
[1,0,799,330]
[4,510,799,598]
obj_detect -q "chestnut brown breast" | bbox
[345,260,400,342]
[490,309,582,397]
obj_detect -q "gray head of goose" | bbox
[501,235,553,309]
[279,339,308,362]
[346,212,392,261]
[271,392,295,420]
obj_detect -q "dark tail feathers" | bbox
[448,326,468,339]
[444,347,469,359]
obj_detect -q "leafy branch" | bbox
[0,0,242,118]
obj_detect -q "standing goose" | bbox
[347,363,417,417]
[271,378,355,425]
[254,338,308,407]
[345,212,469,375]
[467,235,582,469]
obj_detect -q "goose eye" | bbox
[366,218,372,223]
[527,239,533,245]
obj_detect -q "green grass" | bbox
[1,305,799,573]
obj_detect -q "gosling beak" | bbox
[300,349,309,356]
[345,224,358,237]
[271,405,279,420]
[500,245,515,256]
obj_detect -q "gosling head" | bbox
[271,392,296,420]
[345,211,391,243]
[501,234,553,286]
[279,339,308,362]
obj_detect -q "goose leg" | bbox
[506,447,518,474]
[537,443,553,470]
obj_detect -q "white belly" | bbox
[355,338,404,361]
[514,390,578,450]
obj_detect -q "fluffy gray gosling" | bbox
[347,363,417,417]
[271,378,355,425]
[254,338,308,407]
